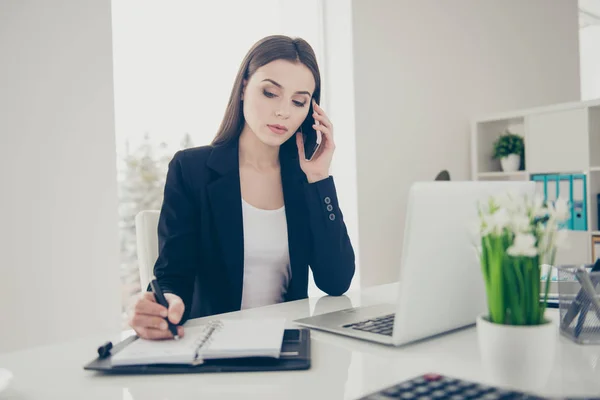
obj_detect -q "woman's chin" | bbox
[257,131,290,147]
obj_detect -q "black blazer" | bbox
[152,138,356,323]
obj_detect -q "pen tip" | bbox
[174,335,180,340]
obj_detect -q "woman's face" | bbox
[241,59,316,148]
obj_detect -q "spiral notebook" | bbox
[111,318,286,367]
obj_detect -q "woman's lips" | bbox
[267,124,288,135]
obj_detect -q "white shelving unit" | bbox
[471,98,600,265]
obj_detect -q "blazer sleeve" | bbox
[303,176,356,295]
[152,150,200,324]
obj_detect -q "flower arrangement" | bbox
[492,131,524,160]
[477,192,569,325]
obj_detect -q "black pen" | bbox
[150,279,180,340]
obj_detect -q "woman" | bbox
[129,35,355,340]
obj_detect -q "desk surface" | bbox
[1,283,599,400]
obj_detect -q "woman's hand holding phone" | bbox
[296,99,335,183]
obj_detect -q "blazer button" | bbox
[329,213,335,221]
[324,196,331,204]
[326,204,333,211]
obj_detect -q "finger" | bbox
[165,294,185,324]
[295,131,305,159]
[135,327,176,341]
[130,314,170,331]
[312,102,333,128]
[313,124,335,148]
[312,111,332,130]
[135,296,168,317]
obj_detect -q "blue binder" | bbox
[531,173,587,231]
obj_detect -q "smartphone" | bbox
[301,101,322,161]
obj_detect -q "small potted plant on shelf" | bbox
[476,191,569,391]
[492,131,524,172]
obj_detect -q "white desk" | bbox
[1,283,599,399]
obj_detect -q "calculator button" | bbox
[400,393,416,399]
[450,395,466,400]
[364,394,395,400]
[382,387,401,396]
[431,390,448,399]
[445,385,460,394]
[415,386,430,394]
[465,389,481,396]
[497,392,519,399]
[424,373,443,381]
[474,385,493,393]
[481,393,501,400]
[428,381,444,389]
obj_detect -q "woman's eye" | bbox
[293,100,306,107]
[263,90,276,98]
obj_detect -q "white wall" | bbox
[580,25,600,100]
[322,0,361,291]
[0,0,121,352]
[352,0,581,287]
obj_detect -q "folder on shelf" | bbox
[572,174,588,231]
[531,173,587,231]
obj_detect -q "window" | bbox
[111,0,328,324]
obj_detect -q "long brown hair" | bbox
[211,35,321,146]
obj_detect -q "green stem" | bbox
[513,256,526,324]
[522,256,542,325]
[540,249,556,323]
[504,256,522,325]
[488,236,505,324]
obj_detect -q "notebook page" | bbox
[200,318,286,359]
[111,324,213,366]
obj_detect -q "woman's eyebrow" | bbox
[261,78,312,96]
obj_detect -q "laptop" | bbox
[294,181,536,346]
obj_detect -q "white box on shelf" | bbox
[525,108,589,174]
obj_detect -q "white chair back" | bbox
[135,210,160,290]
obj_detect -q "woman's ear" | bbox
[241,79,247,101]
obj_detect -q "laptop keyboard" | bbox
[343,313,395,336]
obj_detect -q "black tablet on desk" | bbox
[84,329,310,374]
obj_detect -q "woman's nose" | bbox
[275,103,290,119]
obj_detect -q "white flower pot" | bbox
[476,314,557,392]
[500,154,520,172]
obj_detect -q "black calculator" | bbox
[356,373,598,399]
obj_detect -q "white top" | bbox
[240,198,291,310]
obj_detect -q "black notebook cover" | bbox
[83,329,310,374]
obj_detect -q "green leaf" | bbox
[492,131,524,160]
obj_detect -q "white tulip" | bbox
[482,208,510,236]
[507,233,538,257]
[511,214,532,233]
[530,195,547,218]
[550,198,570,222]
[495,191,523,214]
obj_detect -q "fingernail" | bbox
[161,310,167,317]
[161,322,167,330]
